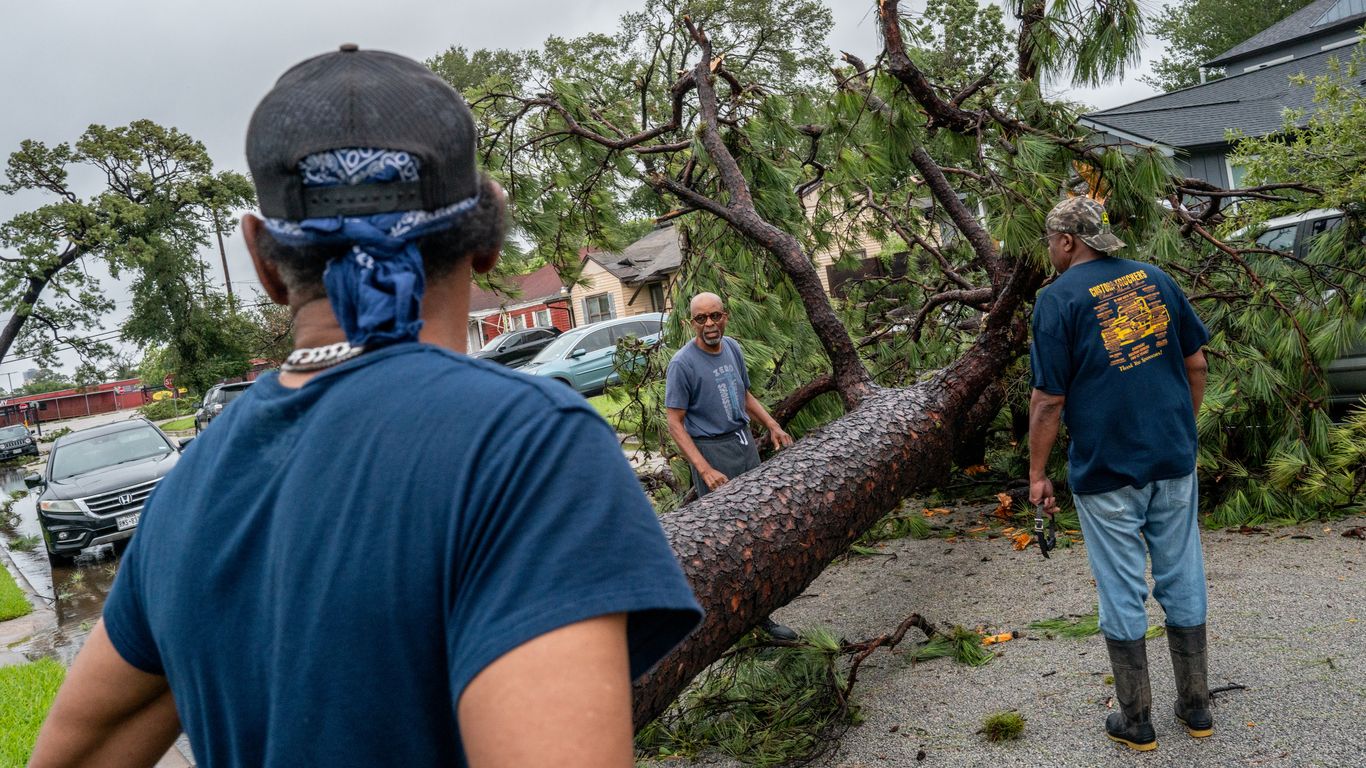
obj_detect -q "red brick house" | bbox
[467,264,574,350]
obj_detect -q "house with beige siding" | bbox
[569,224,680,325]
[568,203,937,325]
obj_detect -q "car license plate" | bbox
[116,512,141,531]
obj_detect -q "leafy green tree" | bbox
[427,46,529,92]
[122,257,254,396]
[136,346,175,390]
[0,120,253,371]
[239,298,295,366]
[1143,0,1315,91]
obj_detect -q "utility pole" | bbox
[214,209,235,311]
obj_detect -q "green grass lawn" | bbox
[0,658,64,767]
[159,416,196,432]
[0,565,32,622]
[588,387,661,436]
[587,393,627,422]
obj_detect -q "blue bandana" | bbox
[263,149,480,348]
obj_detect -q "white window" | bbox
[512,314,528,330]
[583,293,614,324]
[533,309,552,327]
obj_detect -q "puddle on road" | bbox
[2,465,123,663]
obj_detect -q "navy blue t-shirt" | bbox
[665,337,752,438]
[1030,257,1209,494]
[103,344,701,767]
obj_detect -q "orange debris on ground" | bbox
[992,492,1014,519]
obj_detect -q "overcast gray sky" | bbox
[0,0,1163,385]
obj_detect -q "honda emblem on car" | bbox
[118,493,134,506]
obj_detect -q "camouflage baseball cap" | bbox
[1044,197,1125,253]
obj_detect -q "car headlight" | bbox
[39,499,84,514]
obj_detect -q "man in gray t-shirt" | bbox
[665,292,792,493]
[665,291,796,640]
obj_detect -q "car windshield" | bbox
[530,330,586,363]
[0,426,28,440]
[51,426,172,480]
[479,333,515,353]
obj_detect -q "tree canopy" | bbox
[0,120,253,387]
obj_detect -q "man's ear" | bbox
[470,247,500,275]
[243,214,290,306]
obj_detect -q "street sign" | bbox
[163,374,175,388]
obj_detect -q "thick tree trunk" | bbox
[0,248,82,366]
[632,265,1040,727]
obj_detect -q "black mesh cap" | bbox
[247,44,479,220]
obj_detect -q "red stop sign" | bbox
[163,374,174,389]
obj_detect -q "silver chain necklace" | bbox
[280,342,365,373]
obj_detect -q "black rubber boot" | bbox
[1105,637,1158,751]
[1168,624,1214,737]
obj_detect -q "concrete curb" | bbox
[0,541,57,667]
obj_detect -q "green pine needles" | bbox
[637,621,997,765]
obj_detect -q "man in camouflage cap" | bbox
[1028,196,1213,751]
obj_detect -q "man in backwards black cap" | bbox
[32,46,701,767]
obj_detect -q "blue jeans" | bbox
[1073,471,1207,641]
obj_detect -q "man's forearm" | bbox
[30,622,181,768]
[1028,392,1064,480]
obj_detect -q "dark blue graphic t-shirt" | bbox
[102,343,701,767]
[1030,257,1209,494]
[665,337,752,438]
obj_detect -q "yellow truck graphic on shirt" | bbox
[1100,294,1170,353]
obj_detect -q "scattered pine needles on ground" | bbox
[980,710,1026,741]
[638,616,998,766]
[1029,609,1165,640]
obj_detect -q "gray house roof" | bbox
[586,224,682,284]
[1206,0,1366,68]
[1082,47,1339,149]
